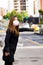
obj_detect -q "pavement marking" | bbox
[17,46,43,49]
[20,37,43,46]
[1,46,43,50]
[17,43,23,47]
[24,36,43,45]
[19,32,43,46]
[19,32,34,35]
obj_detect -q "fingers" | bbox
[5,52,10,56]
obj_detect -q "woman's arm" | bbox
[4,29,11,52]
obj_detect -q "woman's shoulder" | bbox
[6,28,11,34]
[6,28,15,35]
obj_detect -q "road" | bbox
[0,31,43,47]
[0,32,43,65]
[18,32,43,47]
[13,32,43,65]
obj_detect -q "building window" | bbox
[20,3,26,5]
[20,0,26,2]
[14,6,18,8]
[15,9,18,11]
[14,0,18,2]
[20,6,26,10]
[14,3,18,5]
[20,0,26,10]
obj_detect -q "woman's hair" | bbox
[8,16,19,35]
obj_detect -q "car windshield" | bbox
[19,23,30,28]
[22,23,30,28]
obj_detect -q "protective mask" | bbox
[13,20,19,26]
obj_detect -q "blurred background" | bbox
[0,0,43,47]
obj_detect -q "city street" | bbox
[0,0,43,65]
[18,32,43,47]
[14,32,43,65]
[0,32,43,65]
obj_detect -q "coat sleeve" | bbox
[4,29,11,52]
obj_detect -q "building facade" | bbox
[13,0,40,17]
[40,0,43,10]
[0,0,8,16]
[0,0,43,17]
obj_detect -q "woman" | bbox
[2,16,19,65]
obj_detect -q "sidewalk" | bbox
[0,47,4,65]
[0,46,43,65]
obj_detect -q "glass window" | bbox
[14,3,18,5]
[14,0,18,2]
[20,0,26,2]
[21,6,26,10]
[20,3,26,5]
[15,9,18,11]
[14,6,18,8]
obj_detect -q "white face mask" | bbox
[13,20,19,26]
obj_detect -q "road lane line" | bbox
[23,38,43,46]
[17,46,43,49]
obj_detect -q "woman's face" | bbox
[13,17,19,26]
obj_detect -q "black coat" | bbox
[2,29,19,62]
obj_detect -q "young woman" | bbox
[2,16,19,65]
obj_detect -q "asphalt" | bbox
[14,46,43,65]
[0,32,43,65]
[0,46,43,65]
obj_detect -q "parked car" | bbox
[34,25,43,34]
[19,23,34,32]
[31,24,38,29]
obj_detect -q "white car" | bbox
[19,23,30,28]
[19,23,34,32]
